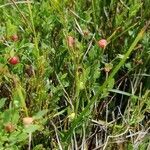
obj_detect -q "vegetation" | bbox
[0,0,150,149]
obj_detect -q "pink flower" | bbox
[98,39,107,48]
[67,36,75,48]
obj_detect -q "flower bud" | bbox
[98,39,107,49]
[67,36,75,48]
[23,117,33,126]
[4,123,15,133]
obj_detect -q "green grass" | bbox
[0,0,150,149]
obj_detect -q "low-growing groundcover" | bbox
[0,0,150,149]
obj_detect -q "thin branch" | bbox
[0,1,33,8]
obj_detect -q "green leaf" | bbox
[11,110,20,124]
[8,131,21,142]
[6,20,17,36]
[107,78,115,90]
[33,109,48,120]
[0,98,6,109]
[109,89,139,98]
[16,132,28,142]
[24,125,41,133]
[2,109,12,123]
[33,144,46,150]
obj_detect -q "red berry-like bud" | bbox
[67,36,75,48]
[4,123,15,133]
[8,56,19,65]
[10,34,19,42]
[98,39,107,48]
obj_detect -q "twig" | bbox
[74,18,84,36]
[51,121,63,150]
[82,33,95,61]
[0,1,33,8]
[55,72,74,110]
[10,0,32,30]
[28,132,32,150]
[103,127,129,150]
[119,0,130,10]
